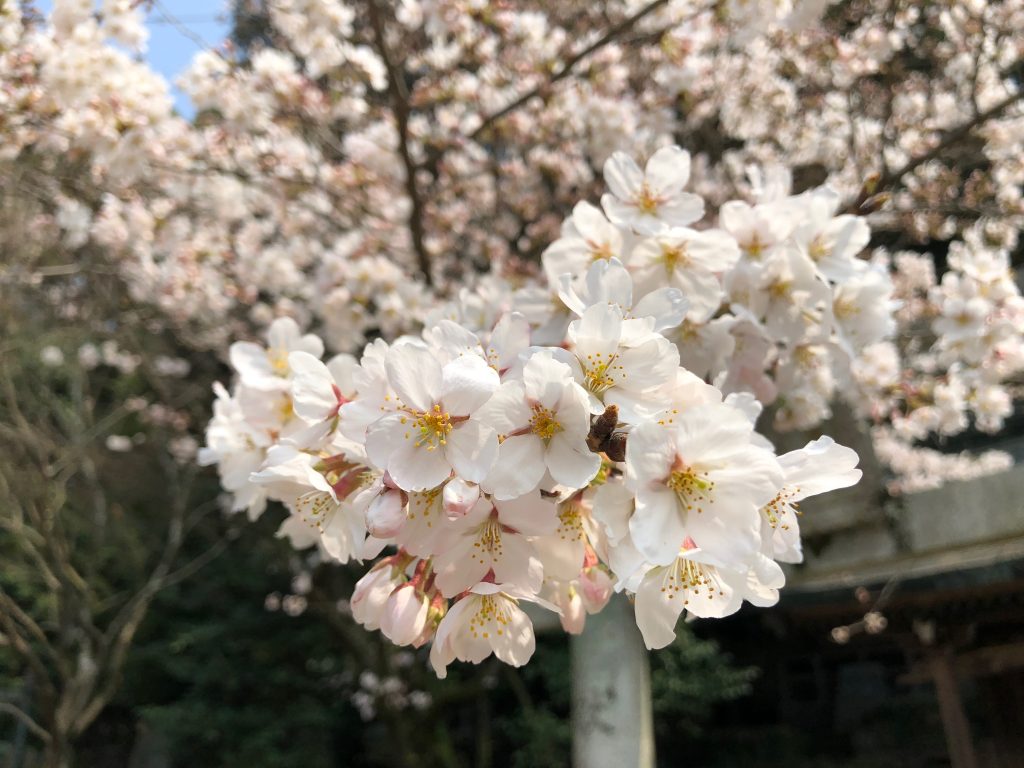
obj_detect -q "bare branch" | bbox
[847,83,1024,213]
[0,701,52,745]
[469,0,670,142]
[365,0,434,287]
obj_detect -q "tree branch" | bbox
[468,0,670,142]
[0,701,52,745]
[365,0,434,287]
[846,84,1024,213]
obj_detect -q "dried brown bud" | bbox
[604,432,628,463]
[586,405,627,461]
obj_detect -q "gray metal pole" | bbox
[570,593,655,768]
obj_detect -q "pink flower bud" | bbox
[380,583,429,647]
[559,589,586,634]
[442,477,479,519]
[351,564,403,631]
[366,488,406,538]
[579,567,613,614]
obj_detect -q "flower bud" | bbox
[366,488,406,538]
[443,477,479,518]
[579,567,613,614]
[380,583,430,647]
[352,562,404,631]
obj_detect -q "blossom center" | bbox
[762,487,800,529]
[582,351,621,393]
[267,348,290,375]
[470,595,512,639]
[474,516,504,562]
[808,235,830,262]
[667,465,715,513]
[556,502,584,542]
[661,558,725,603]
[833,296,858,319]
[636,183,661,214]
[409,404,453,450]
[529,404,563,440]
[296,490,335,529]
[744,234,767,258]
[659,243,690,272]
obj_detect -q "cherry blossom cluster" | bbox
[849,219,1024,492]
[5,1,1022,506]
[201,147,864,675]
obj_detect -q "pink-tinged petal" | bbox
[490,601,536,668]
[487,312,531,371]
[629,487,685,566]
[522,352,573,411]
[380,585,429,647]
[422,320,484,361]
[571,201,617,247]
[657,193,705,228]
[364,413,410,471]
[443,477,480,518]
[322,503,369,564]
[229,341,279,387]
[546,433,601,489]
[591,481,635,545]
[326,354,359,397]
[266,317,300,350]
[474,381,532,434]
[494,492,559,536]
[533,527,585,581]
[439,354,500,416]
[634,565,684,650]
[670,404,756,467]
[624,420,676,487]
[365,490,406,538]
[683,498,761,570]
[386,342,441,411]
[288,351,338,423]
[685,228,741,272]
[434,534,490,597]
[603,151,644,200]
[632,287,688,332]
[601,194,640,229]
[491,533,543,594]
[672,267,724,323]
[718,200,753,236]
[444,420,498,483]
[483,434,546,500]
[387,437,453,492]
[645,146,691,195]
[778,436,861,499]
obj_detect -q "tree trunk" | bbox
[570,593,655,768]
[43,732,72,768]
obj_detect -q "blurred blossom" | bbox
[105,435,132,452]
[39,345,64,366]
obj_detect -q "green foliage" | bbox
[121,512,355,768]
[651,623,759,742]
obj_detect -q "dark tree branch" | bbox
[0,702,52,745]
[846,84,1024,214]
[468,0,671,142]
[365,0,434,287]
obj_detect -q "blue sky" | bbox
[35,0,231,116]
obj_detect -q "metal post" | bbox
[570,593,655,768]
